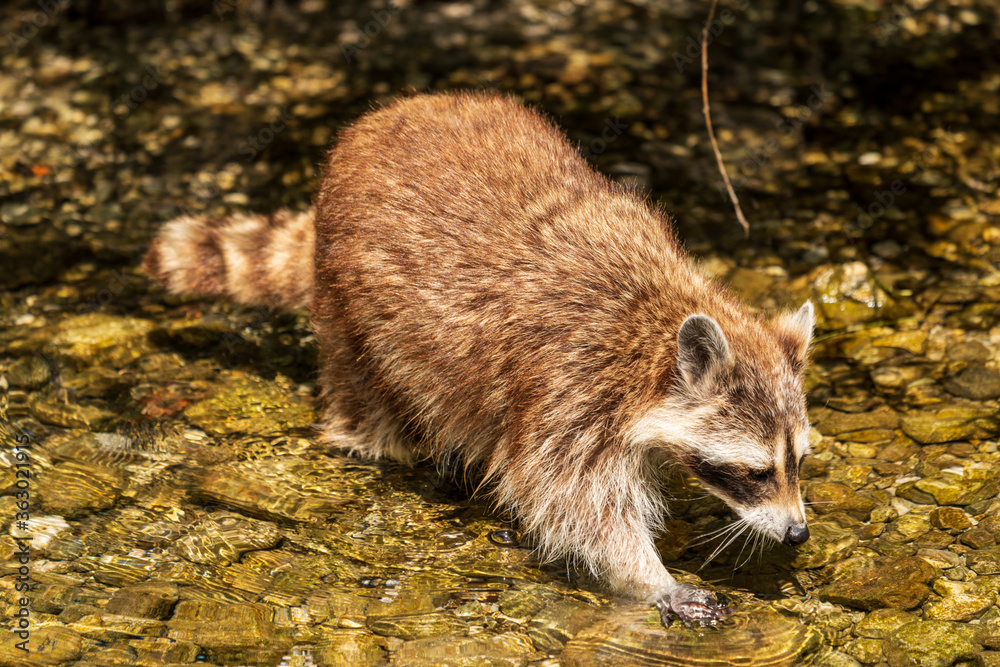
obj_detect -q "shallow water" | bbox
[2,0,999,665]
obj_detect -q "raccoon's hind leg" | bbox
[314,327,416,464]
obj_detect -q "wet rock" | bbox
[314,630,389,667]
[27,393,112,429]
[872,330,928,355]
[854,608,917,639]
[943,365,1000,400]
[981,513,1000,540]
[5,355,51,388]
[560,606,820,666]
[814,650,863,667]
[37,460,125,518]
[0,624,83,665]
[167,600,295,661]
[946,341,992,363]
[66,612,167,643]
[5,313,156,368]
[183,372,316,436]
[802,262,912,327]
[885,620,984,667]
[897,471,998,507]
[916,548,962,570]
[116,637,202,665]
[845,636,884,664]
[392,631,537,666]
[498,588,561,622]
[886,514,932,542]
[900,406,1000,444]
[929,506,972,533]
[104,582,180,620]
[805,483,876,521]
[923,593,994,621]
[791,522,860,569]
[960,528,996,549]
[818,557,935,611]
[811,406,900,438]
[967,548,1000,575]
[527,599,599,652]
[175,510,281,565]
[192,457,353,524]
[367,612,469,641]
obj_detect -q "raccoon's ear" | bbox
[677,314,733,393]
[776,301,815,367]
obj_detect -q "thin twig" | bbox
[701,0,750,236]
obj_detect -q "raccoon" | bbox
[144,91,814,628]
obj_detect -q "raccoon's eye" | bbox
[750,468,774,483]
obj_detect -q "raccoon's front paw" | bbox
[655,584,733,629]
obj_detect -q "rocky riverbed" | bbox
[1,0,999,665]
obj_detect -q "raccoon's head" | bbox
[632,301,815,547]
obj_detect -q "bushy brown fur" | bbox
[144,92,812,614]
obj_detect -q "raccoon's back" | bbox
[313,93,721,464]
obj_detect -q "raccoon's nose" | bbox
[783,523,809,546]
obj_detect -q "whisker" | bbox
[688,520,741,544]
[698,519,749,571]
[686,518,745,549]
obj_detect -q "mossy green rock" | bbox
[183,372,316,435]
[5,313,156,368]
[923,593,994,621]
[885,620,984,667]
[854,608,917,639]
[818,557,935,611]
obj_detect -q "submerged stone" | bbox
[818,557,935,611]
[560,607,821,667]
[854,608,917,639]
[104,582,180,620]
[897,471,998,507]
[806,483,876,520]
[183,372,316,435]
[967,548,1000,575]
[37,460,125,518]
[900,407,1000,444]
[5,313,156,368]
[943,365,1000,400]
[929,506,972,533]
[922,592,994,621]
[885,620,983,667]
[5,355,51,388]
